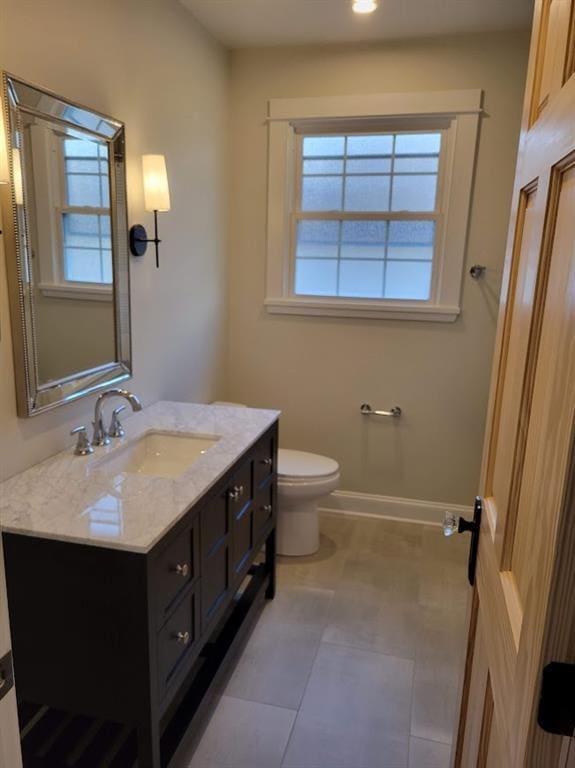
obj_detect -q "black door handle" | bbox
[443,496,482,586]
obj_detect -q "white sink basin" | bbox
[95,431,221,479]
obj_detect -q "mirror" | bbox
[1,74,131,417]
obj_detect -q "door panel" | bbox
[511,163,575,604]
[530,0,575,122]
[485,184,541,563]
[456,0,575,764]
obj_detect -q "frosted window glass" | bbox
[339,260,384,298]
[395,133,441,155]
[385,261,432,299]
[303,136,345,157]
[62,214,112,283]
[64,138,100,158]
[64,214,99,248]
[344,176,390,211]
[296,220,339,259]
[391,175,437,211]
[295,259,338,295]
[303,159,344,175]
[102,252,113,283]
[387,245,434,260]
[66,159,101,174]
[100,176,110,207]
[341,221,387,259]
[346,158,392,174]
[64,249,103,283]
[67,175,103,207]
[394,157,439,173]
[347,135,393,155]
[302,176,343,211]
[388,220,435,243]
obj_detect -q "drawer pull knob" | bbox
[260,458,273,467]
[262,504,272,513]
[172,563,189,578]
[175,631,190,645]
[228,485,244,501]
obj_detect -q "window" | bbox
[61,137,112,285]
[28,124,114,301]
[295,131,441,301]
[265,91,482,321]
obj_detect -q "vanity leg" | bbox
[265,528,276,600]
[137,722,161,768]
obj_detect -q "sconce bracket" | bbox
[129,224,148,257]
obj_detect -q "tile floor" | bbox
[182,512,469,768]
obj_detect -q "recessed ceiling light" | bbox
[352,0,378,14]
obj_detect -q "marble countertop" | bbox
[0,401,280,553]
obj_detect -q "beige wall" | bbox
[0,0,228,481]
[34,293,115,385]
[227,33,529,505]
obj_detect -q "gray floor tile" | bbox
[322,587,418,659]
[282,643,413,768]
[225,586,333,709]
[188,695,297,768]
[408,737,452,768]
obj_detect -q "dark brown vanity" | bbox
[3,422,278,768]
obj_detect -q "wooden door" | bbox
[455,1,575,766]
[0,539,22,768]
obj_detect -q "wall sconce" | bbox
[129,154,171,268]
[11,148,24,206]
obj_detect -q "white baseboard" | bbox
[318,489,472,527]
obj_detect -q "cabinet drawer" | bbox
[153,518,199,623]
[158,586,200,695]
[253,434,275,489]
[254,484,274,543]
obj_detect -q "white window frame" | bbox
[265,90,482,322]
[30,130,113,302]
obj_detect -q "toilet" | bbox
[212,402,340,556]
[276,449,340,556]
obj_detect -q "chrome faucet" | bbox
[92,388,142,446]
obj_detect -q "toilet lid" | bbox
[278,449,339,479]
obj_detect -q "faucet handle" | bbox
[109,405,126,439]
[70,426,94,456]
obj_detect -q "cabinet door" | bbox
[230,459,254,580]
[253,432,275,490]
[200,491,231,631]
[253,482,275,545]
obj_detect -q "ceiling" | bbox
[180,0,534,49]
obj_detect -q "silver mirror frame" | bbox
[1,73,132,417]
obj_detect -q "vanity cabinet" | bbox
[3,422,278,768]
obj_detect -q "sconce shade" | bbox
[0,106,9,185]
[12,148,24,206]
[142,154,170,212]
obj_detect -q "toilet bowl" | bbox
[211,402,340,557]
[277,449,340,557]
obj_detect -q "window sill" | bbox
[264,297,460,322]
[38,283,113,302]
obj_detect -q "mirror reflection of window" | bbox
[61,138,112,285]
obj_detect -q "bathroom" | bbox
[1,0,575,767]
